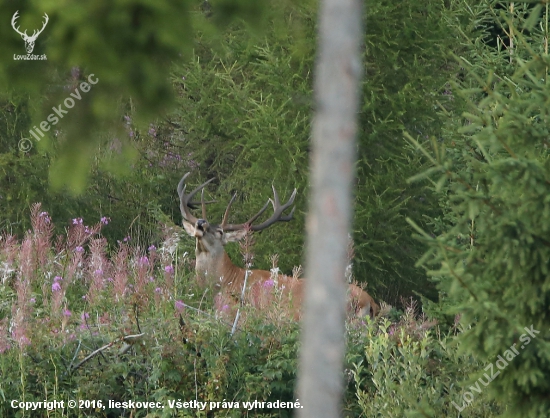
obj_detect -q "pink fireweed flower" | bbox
[94,269,103,276]
[30,298,36,303]
[164,265,174,274]
[72,218,83,225]
[52,282,61,292]
[54,276,62,282]
[139,256,149,266]
[75,246,84,253]
[81,312,89,321]
[148,245,156,252]
[63,309,72,317]
[39,212,51,223]
[107,277,114,282]
[263,279,274,289]
[123,235,131,242]
[15,335,31,348]
[175,300,185,313]
[100,216,110,225]
[149,277,155,282]
[222,304,230,312]
[155,287,162,294]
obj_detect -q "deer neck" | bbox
[194,245,245,290]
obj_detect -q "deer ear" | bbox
[223,229,248,244]
[182,220,196,236]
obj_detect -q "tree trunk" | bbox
[296,0,363,416]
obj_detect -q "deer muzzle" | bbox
[194,219,207,237]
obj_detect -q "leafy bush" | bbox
[347,303,501,417]
[0,206,504,417]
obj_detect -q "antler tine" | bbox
[31,14,49,38]
[177,172,215,223]
[245,200,270,225]
[223,187,297,232]
[250,187,297,231]
[11,11,25,36]
[222,195,270,229]
[221,193,237,228]
[201,189,207,220]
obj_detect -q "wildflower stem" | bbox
[231,268,250,336]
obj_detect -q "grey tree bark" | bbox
[296,0,364,416]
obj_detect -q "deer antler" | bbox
[31,13,49,40]
[177,173,215,224]
[11,11,25,37]
[11,11,49,40]
[222,186,297,232]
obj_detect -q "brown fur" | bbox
[183,219,380,320]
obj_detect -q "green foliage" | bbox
[0,0,194,190]
[1,1,459,301]
[0,209,503,417]
[161,19,313,273]
[0,0,306,191]
[0,96,162,247]
[0,2,315,274]
[2,0,550,415]
[155,0,460,295]
[409,2,550,416]
[345,303,501,417]
[353,0,457,305]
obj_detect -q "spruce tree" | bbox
[410,2,550,416]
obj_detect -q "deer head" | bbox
[11,11,49,54]
[178,172,295,285]
[177,172,379,319]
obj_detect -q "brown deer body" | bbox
[178,173,379,319]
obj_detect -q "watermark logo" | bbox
[19,74,99,152]
[11,10,48,60]
[452,324,540,412]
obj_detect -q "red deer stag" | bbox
[178,173,380,319]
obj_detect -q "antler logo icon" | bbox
[11,11,49,54]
